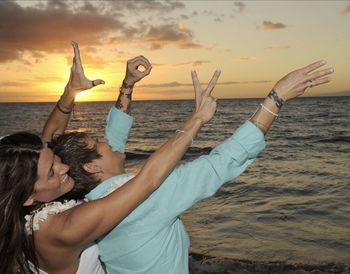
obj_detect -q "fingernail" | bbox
[321,60,326,64]
[329,68,334,73]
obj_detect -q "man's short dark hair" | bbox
[49,132,101,201]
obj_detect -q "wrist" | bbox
[188,114,205,128]
[61,89,75,106]
[267,89,285,109]
[122,78,136,87]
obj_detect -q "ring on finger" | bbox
[91,80,96,87]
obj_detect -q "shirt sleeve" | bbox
[105,107,133,153]
[153,120,266,221]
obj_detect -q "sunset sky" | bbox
[0,0,349,102]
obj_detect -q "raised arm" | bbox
[141,61,334,220]
[42,42,104,143]
[106,56,152,153]
[49,70,221,249]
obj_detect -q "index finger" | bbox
[129,55,151,68]
[301,60,327,74]
[191,70,201,90]
[205,69,221,96]
[71,41,82,68]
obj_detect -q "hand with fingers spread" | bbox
[65,41,105,95]
[123,55,152,86]
[191,69,221,124]
[250,60,334,135]
[272,60,334,102]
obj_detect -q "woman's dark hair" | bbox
[0,132,43,274]
[49,132,101,201]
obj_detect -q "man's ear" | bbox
[83,162,101,174]
[23,194,35,206]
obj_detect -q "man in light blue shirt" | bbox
[83,106,265,274]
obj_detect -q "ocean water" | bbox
[1,97,349,273]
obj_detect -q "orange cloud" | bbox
[341,1,350,14]
[233,56,257,62]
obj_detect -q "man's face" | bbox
[85,137,126,178]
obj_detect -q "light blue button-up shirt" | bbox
[86,107,266,274]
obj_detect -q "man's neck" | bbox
[97,169,127,185]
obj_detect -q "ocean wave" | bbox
[316,136,350,144]
[125,147,214,160]
[189,252,349,274]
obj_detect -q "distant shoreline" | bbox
[1,94,349,104]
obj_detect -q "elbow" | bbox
[138,166,164,191]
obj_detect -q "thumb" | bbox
[92,79,105,87]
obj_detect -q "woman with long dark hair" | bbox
[0,43,220,273]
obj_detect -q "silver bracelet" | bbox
[175,129,194,146]
[260,104,278,117]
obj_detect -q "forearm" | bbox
[249,96,279,135]
[115,81,133,114]
[138,115,203,188]
[42,88,75,143]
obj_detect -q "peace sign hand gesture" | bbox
[65,41,105,95]
[191,69,221,124]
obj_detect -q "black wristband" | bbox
[56,100,74,114]
[268,89,285,109]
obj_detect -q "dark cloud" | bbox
[0,1,200,63]
[0,1,126,63]
[106,0,185,14]
[142,24,202,50]
[139,80,272,88]
[173,60,210,67]
[180,14,189,20]
[257,21,287,30]
[341,1,350,14]
[234,2,246,13]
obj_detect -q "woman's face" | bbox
[32,147,75,202]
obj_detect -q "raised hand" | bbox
[65,41,105,95]
[273,60,334,102]
[191,69,221,124]
[123,56,152,86]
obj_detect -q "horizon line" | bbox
[1,94,349,104]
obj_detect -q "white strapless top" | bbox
[26,200,105,274]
